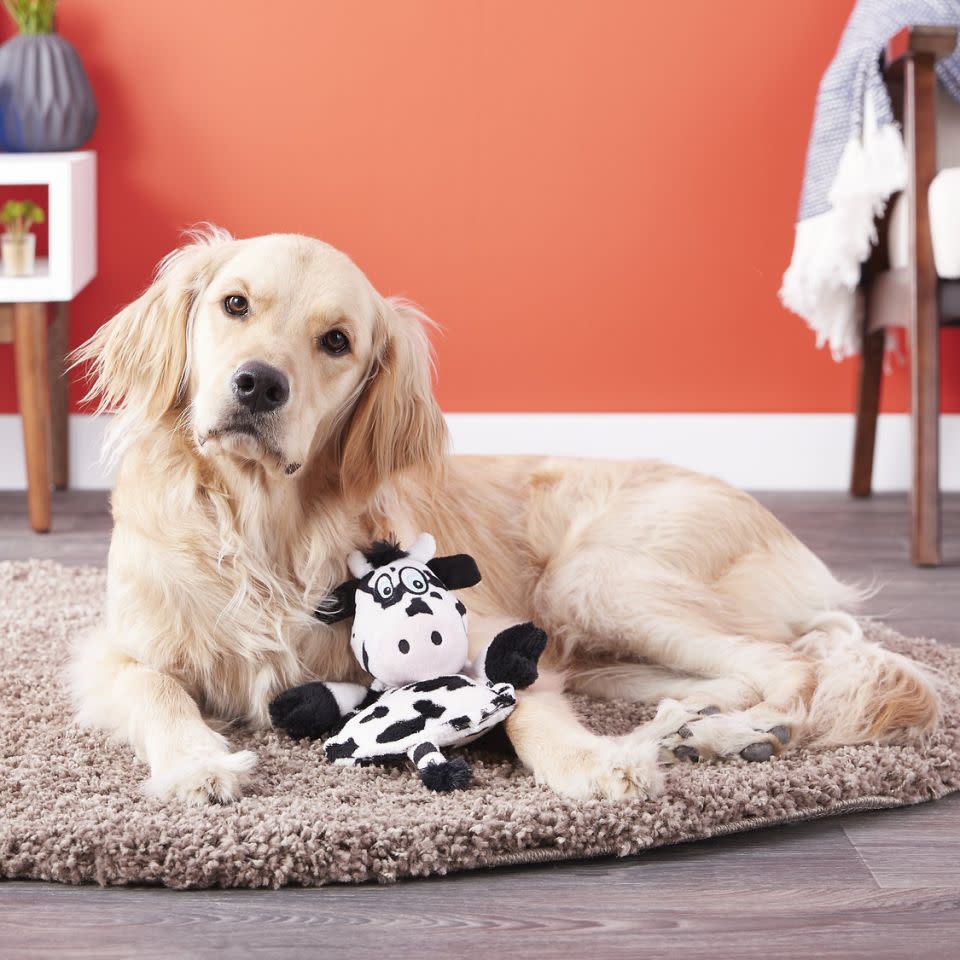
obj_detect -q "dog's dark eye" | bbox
[319,329,350,355]
[223,295,249,318]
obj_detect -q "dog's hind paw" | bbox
[653,698,786,765]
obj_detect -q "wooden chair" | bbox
[851,25,960,566]
[1,301,69,532]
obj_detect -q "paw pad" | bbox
[740,741,775,762]
[768,724,791,745]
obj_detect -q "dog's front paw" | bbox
[530,736,663,801]
[269,682,341,741]
[145,748,257,805]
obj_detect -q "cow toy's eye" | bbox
[399,566,428,595]
[374,573,395,601]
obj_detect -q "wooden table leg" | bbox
[49,301,69,490]
[13,302,51,533]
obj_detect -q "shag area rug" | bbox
[2,560,959,889]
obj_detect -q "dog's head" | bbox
[79,228,447,497]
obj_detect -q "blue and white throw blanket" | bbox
[781,0,960,359]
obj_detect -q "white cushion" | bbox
[888,82,960,278]
[929,168,960,277]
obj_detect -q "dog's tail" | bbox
[795,609,940,747]
[721,536,940,747]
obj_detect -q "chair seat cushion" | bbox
[888,168,960,279]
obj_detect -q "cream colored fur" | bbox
[70,229,940,804]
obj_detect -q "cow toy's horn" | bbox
[347,550,374,578]
[408,532,437,563]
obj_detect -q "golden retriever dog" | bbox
[70,228,939,804]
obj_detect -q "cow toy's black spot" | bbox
[448,715,471,731]
[376,699,446,743]
[356,688,383,712]
[398,639,410,654]
[351,753,406,769]
[405,598,433,617]
[412,741,437,763]
[359,705,389,724]
[415,699,447,718]
[325,737,359,760]
[408,675,472,693]
[455,600,467,616]
[431,631,443,645]
[430,591,443,599]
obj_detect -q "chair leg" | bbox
[910,298,941,566]
[905,52,941,566]
[850,323,884,498]
[49,301,69,490]
[13,302,51,533]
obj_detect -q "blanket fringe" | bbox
[781,115,907,360]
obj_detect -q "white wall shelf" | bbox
[0,152,96,303]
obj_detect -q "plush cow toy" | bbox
[270,533,547,791]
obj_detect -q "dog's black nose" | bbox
[231,361,290,414]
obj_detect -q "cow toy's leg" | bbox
[408,741,473,791]
[269,681,370,741]
[473,622,547,689]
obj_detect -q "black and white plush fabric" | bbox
[270,534,547,791]
[324,674,517,791]
[342,533,476,688]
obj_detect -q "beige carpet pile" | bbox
[2,560,959,889]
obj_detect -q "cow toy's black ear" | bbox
[427,554,482,591]
[314,579,359,624]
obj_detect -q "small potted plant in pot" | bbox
[1,200,45,276]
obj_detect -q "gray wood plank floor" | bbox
[1,490,959,959]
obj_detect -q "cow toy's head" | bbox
[316,533,482,688]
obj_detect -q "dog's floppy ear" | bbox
[427,554,482,590]
[314,578,360,624]
[73,226,233,431]
[339,298,448,502]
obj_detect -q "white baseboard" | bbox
[1,412,959,491]
[0,414,113,490]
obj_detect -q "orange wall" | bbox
[1,0,957,415]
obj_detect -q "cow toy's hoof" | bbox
[269,682,341,741]
[419,757,474,791]
[485,622,548,689]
